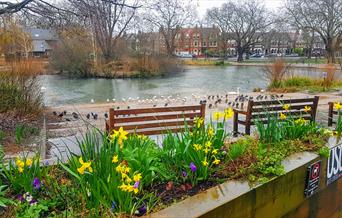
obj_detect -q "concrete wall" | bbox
[150,152,342,218]
[201,155,341,218]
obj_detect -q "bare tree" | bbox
[286,0,342,63]
[207,0,271,62]
[0,0,34,15]
[144,0,196,56]
[65,0,140,63]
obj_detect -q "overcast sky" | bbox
[195,0,284,17]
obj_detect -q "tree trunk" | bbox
[237,47,244,62]
[326,39,335,64]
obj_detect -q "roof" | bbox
[25,28,58,41]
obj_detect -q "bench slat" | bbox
[112,105,202,115]
[252,104,314,113]
[252,98,317,106]
[113,112,201,124]
[113,120,194,131]
[252,111,312,119]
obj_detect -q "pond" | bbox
[40,66,328,106]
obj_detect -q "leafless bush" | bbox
[322,64,336,90]
[263,58,292,89]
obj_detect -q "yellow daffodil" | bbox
[194,117,204,128]
[133,173,142,182]
[334,102,342,110]
[116,164,124,173]
[224,108,234,119]
[18,167,24,173]
[213,158,220,165]
[110,127,128,148]
[119,183,129,192]
[304,106,311,113]
[279,113,287,120]
[283,104,290,111]
[205,141,212,148]
[77,157,93,175]
[126,184,134,193]
[295,118,307,125]
[25,158,33,166]
[16,158,25,168]
[112,154,119,163]
[213,112,223,121]
[137,134,147,140]
[133,188,139,194]
[207,126,214,138]
[204,147,210,154]
[202,158,208,166]
[212,149,218,155]
[193,144,202,151]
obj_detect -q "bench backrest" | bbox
[328,102,341,126]
[247,96,319,125]
[106,104,206,135]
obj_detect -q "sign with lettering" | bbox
[327,143,342,185]
[304,161,321,197]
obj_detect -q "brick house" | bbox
[174,26,220,56]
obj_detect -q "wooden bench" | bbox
[105,103,206,136]
[328,102,341,127]
[233,96,319,135]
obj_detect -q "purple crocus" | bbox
[17,195,24,202]
[33,177,41,190]
[133,181,140,189]
[189,162,197,172]
[29,199,38,206]
[182,171,187,177]
[138,205,147,215]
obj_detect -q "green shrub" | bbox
[228,138,248,160]
[283,76,313,87]
[15,124,39,145]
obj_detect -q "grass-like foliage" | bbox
[0,59,43,116]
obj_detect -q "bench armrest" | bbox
[233,108,248,115]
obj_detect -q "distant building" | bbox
[25,28,58,57]
[174,26,221,56]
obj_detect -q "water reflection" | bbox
[40,66,331,106]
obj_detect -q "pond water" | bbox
[40,66,329,106]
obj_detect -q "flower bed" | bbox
[0,104,341,217]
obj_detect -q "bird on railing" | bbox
[208,104,213,109]
[104,113,108,119]
[86,114,90,119]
